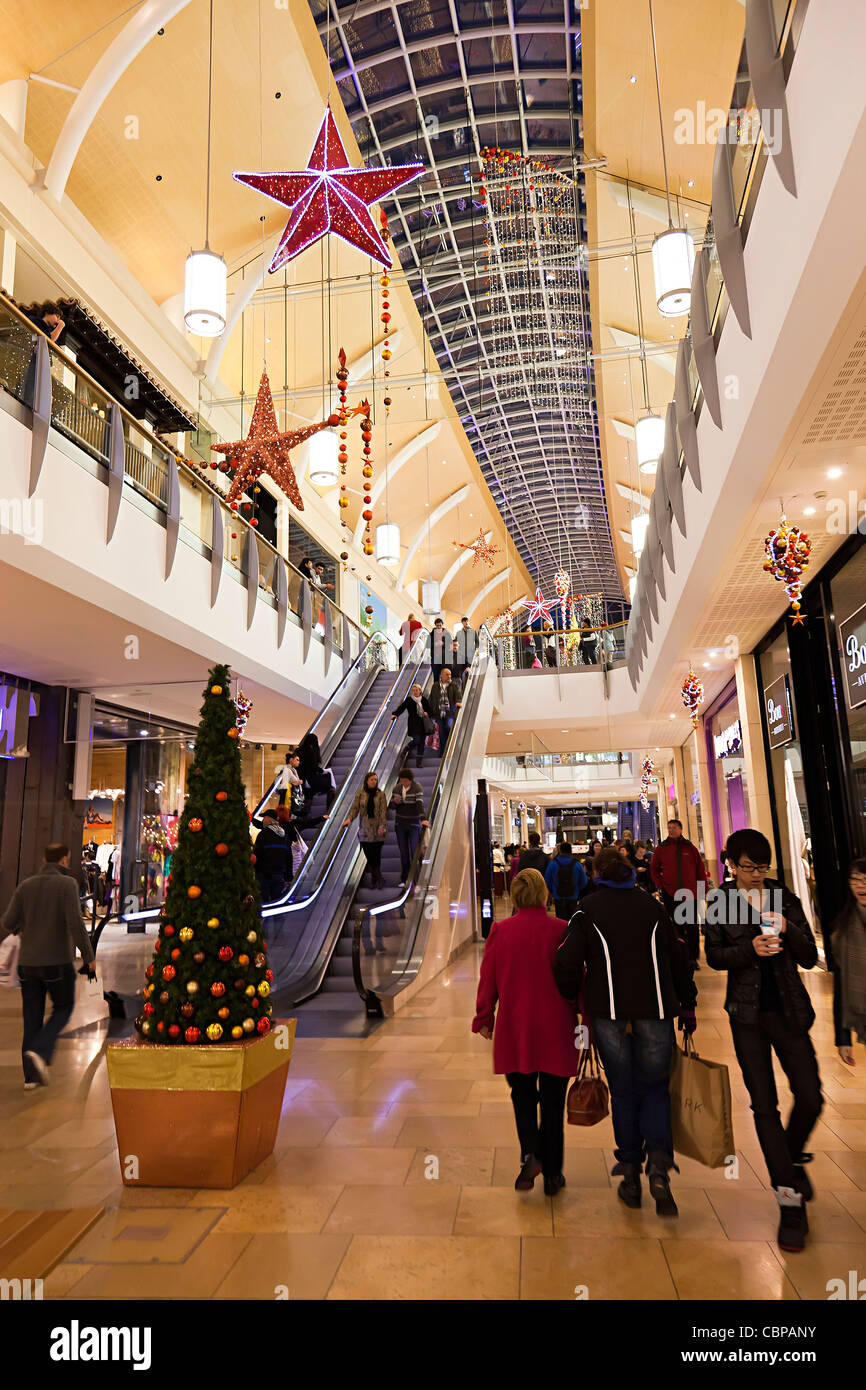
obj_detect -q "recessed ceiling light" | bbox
[828,466,843,478]
[669,713,676,720]
[629,74,637,83]
[703,662,710,668]
[803,505,816,516]
[687,179,695,188]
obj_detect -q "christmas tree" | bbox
[135,663,272,1045]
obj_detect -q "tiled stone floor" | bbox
[2,924,866,1300]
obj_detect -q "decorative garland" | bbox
[234,691,252,739]
[763,513,811,625]
[639,755,654,811]
[681,668,705,728]
[452,529,500,568]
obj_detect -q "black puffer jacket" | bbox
[515,847,549,876]
[704,880,818,1033]
[553,884,696,1020]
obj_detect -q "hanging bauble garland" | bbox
[359,399,374,558]
[763,512,811,625]
[234,691,252,739]
[639,755,654,811]
[554,568,570,600]
[379,210,393,414]
[336,346,350,564]
[681,668,705,728]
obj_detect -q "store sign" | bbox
[839,601,866,710]
[765,673,794,748]
[713,718,742,760]
[0,684,39,759]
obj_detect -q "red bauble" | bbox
[266,969,274,983]
[159,990,169,1004]
[256,1018,271,1035]
[161,964,176,982]
[142,1002,154,1016]
[189,818,203,833]
[210,981,226,998]
[168,1024,181,1039]
[193,950,205,965]
[184,1026,201,1044]
[169,948,180,961]
[145,964,154,980]
[156,1022,165,1034]
[180,1001,195,1018]
[218,946,234,962]
[215,843,229,857]
[164,925,175,936]
[216,791,228,802]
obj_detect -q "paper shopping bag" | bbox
[669,1036,734,1169]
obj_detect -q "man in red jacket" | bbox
[650,820,710,966]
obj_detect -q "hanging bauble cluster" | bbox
[639,755,654,811]
[360,400,374,558]
[763,513,811,625]
[336,346,351,562]
[554,569,570,600]
[379,210,393,415]
[234,691,252,739]
[681,668,705,728]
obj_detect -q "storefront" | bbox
[704,680,748,877]
[755,531,865,937]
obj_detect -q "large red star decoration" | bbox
[524,588,556,625]
[452,529,500,568]
[211,370,340,513]
[234,108,424,272]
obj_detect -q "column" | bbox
[694,719,719,882]
[672,745,690,834]
[0,81,27,295]
[735,654,775,844]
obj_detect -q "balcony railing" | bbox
[490,620,628,673]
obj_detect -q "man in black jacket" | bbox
[517,831,548,877]
[704,828,822,1254]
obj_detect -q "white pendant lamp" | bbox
[184,0,225,339]
[184,249,227,337]
[375,522,401,566]
[635,413,665,475]
[648,0,693,319]
[652,229,694,318]
[421,579,441,615]
[631,510,649,558]
[307,429,339,486]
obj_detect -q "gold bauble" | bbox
[206,1023,223,1042]
[242,1017,256,1033]
[179,927,194,943]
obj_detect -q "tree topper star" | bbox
[234,109,424,272]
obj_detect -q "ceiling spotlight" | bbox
[827,466,843,478]
[803,505,816,516]
[669,713,676,720]
[687,179,695,188]
[629,74,637,83]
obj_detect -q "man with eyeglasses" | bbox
[704,828,822,1254]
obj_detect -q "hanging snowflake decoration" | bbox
[554,568,570,600]
[453,529,500,568]
[235,691,253,739]
[639,755,654,811]
[681,669,704,728]
[763,513,812,625]
[524,587,556,626]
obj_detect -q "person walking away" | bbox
[271,803,329,884]
[296,731,336,810]
[545,841,587,920]
[251,809,292,902]
[0,843,96,1088]
[650,818,709,965]
[832,857,866,1067]
[389,768,429,884]
[600,622,618,666]
[454,617,478,685]
[631,841,653,892]
[398,612,423,666]
[428,667,461,757]
[518,830,549,877]
[342,772,389,888]
[705,828,821,1252]
[427,618,451,684]
[473,868,579,1194]
[492,842,506,870]
[554,847,696,1216]
[392,682,433,767]
[579,619,598,666]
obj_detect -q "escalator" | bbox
[272,630,496,1015]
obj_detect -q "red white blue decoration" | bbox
[234,109,424,272]
[524,587,556,626]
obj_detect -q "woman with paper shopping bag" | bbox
[554,847,696,1218]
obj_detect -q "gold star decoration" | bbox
[452,528,500,568]
[211,369,342,513]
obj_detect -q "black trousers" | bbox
[660,888,700,963]
[505,1071,570,1177]
[555,897,578,923]
[729,1011,823,1189]
[19,963,77,1082]
[361,841,383,880]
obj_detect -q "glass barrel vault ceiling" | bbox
[310,0,622,604]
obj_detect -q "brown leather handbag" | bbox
[567,1042,610,1126]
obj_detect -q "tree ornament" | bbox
[168,1024,181,1039]
[258,980,270,997]
[210,981,226,998]
[179,927,194,943]
[186,980,199,995]
[170,948,181,961]
[218,946,234,962]
[763,512,812,624]
[238,953,250,966]
[180,1001,195,1018]
[206,1023,223,1042]
[163,925,175,937]
[681,668,705,728]
[187,885,202,899]
[189,818,203,832]
[193,950,205,965]
[142,1001,154,1017]
[246,931,258,943]
[256,1018,271,1035]
[245,984,256,997]
[232,1026,244,1039]
[184,1026,200,1044]
[218,1006,230,1019]
[639,755,654,811]
[554,568,570,600]
[140,1020,151,1036]
[227,727,239,740]
[215,842,229,857]
[207,917,220,928]
[210,685,223,695]
[216,791,228,802]
[242,1017,256,1033]
[161,965,176,982]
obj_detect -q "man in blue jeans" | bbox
[0,843,96,1089]
[389,768,429,884]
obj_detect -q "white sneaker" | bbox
[24,1051,49,1085]
[23,1081,39,1091]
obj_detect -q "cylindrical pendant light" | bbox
[184,249,227,336]
[184,0,225,338]
[307,429,339,486]
[421,579,441,615]
[635,413,665,475]
[375,522,400,566]
[631,511,649,558]
[651,228,694,318]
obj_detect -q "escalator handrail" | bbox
[351,628,494,1000]
[249,630,391,822]
[260,628,431,920]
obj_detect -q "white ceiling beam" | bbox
[352,421,442,545]
[438,530,492,602]
[44,0,192,200]
[605,180,670,226]
[398,485,470,586]
[611,418,636,440]
[606,326,677,375]
[466,568,512,623]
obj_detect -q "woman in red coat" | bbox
[472,868,579,1195]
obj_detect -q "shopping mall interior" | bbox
[0,0,864,1342]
